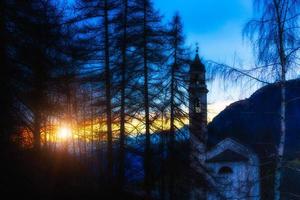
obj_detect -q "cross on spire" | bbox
[196,42,199,54]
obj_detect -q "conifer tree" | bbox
[132,0,165,194]
[166,13,189,199]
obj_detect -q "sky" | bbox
[154,0,257,120]
[154,0,253,62]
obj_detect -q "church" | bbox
[188,50,261,200]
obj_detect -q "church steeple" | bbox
[191,45,205,73]
[189,47,208,148]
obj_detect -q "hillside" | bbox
[207,79,300,198]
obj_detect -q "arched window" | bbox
[195,75,200,85]
[218,166,233,174]
[192,74,200,85]
[195,99,201,113]
[195,74,201,86]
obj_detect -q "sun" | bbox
[57,125,72,140]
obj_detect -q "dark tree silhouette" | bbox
[132,0,166,195]
[166,13,190,199]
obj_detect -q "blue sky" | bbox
[154,0,257,119]
[154,0,253,64]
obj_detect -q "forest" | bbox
[0,0,191,199]
[2,0,300,199]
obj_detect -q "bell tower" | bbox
[189,47,208,158]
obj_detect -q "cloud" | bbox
[208,100,234,121]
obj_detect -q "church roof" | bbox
[206,149,249,163]
[206,138,259,165]
[191,54,205,72]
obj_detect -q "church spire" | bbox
[189,44,208,154]
[189,45,208,197]
[191,44,205,73]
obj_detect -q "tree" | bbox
[0,0,15,148]
[165,13,189,199]
[76,0,118,180]
[4,0,89,152]
[103,0,114,180]
[10,0,64,150]
[118,0,129,187]
[113,0,139,188]
[209,0,300,199]
[132,0,165,194]
[244,0,300,199]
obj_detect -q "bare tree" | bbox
[133,0,165,195]
[165,13,190,199]
[244,1,300,199]
[208,0,300,199]
[76,0,118,180]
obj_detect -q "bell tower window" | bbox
[195,99,201,113]
[194,74,200,85]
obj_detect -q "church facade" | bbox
[189,50,261,200]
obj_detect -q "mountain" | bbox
[208,78,300,159]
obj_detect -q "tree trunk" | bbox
[274,55,286,200]
[119,0,128,189]
[169,44,177,200]
[143,1,151,196]
[33,111,41,151]
[274,2,287,199]
[90,87,94,159]
[274,78,286,200]
[104,0,113,181]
